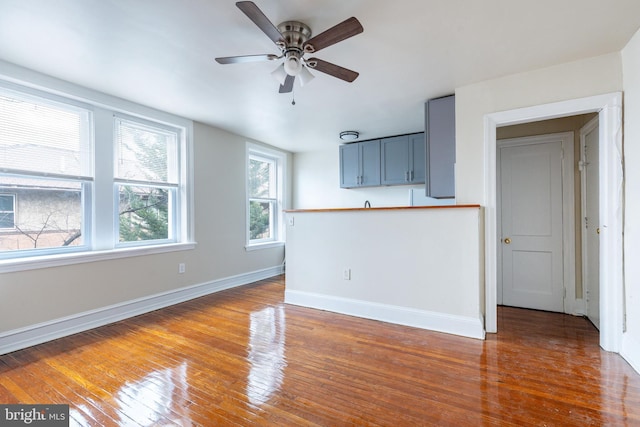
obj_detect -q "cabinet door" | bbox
[340,143,360,188]
[426,95,455,198]
[410,133,425,184]
[381,136,410,185]
[360,140,381,187]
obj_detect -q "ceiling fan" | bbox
[215,1,364,93]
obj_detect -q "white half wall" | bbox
[284,207,484,339]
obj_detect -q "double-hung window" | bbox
[247,144,286,249]
[115,117,180,245]
[0,79,192,266]
[0,87,92,256]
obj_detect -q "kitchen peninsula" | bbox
[284,204,485,339]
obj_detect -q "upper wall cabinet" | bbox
[340,139,381,188]
[381,133,425,185]
[425,95,456,198]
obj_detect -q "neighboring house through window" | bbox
[246,143,286,249]
[0,80,192,263]
[0,88,91,254]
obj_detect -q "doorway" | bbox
[484,93,624,352]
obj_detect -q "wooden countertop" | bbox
[284,204,481,213]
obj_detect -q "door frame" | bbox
[496,132,576,313]
[483,92,624,352]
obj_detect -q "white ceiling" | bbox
[1,0,639,152]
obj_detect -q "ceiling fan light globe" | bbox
[271,63,288,85]
[299,65,315,86]
[284,56,302,76]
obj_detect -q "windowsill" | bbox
[0,242,197,273]
[245,241,285,252]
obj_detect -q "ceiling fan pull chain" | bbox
[291,89,296,106]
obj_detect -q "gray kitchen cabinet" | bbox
[381,133,425,185]
[425,95,455,198]
[340,139,381,188]
[410,133,426,184]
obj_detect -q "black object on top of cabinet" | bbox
[425,95,455,198]
[339,139,381,188]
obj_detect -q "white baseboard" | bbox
[285,289,485,340]
[622,333,640,375]
[0,265,284,355]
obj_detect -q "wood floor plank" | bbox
[1,275,640,426]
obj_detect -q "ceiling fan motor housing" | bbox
[278,21,312,76]
[277,21,312,51]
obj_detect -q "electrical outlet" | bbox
[178,263,186,274]
[343,268,351,280]
[288,216,294,226]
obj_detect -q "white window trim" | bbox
[0,61,195,269]
[113,114,183,247]
[245,142,287,250]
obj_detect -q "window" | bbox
[0,80,192,264]
[0,194,15,229]
[247,144,286,248]
[0,88,92,255]
[115,117,179,245]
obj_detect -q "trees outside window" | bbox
[0,83,189,259]
[114,117,179,245]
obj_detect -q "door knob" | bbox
[504,237,512,244]
[597,228,600,235]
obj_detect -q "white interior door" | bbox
[582,118,600,329]
[499,137,565,312]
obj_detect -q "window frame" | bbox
[0,85,94,258]
[0,76,194,273]
[246,143,286,250]
[113,115,182,247]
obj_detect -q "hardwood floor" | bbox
[1,275,639,426]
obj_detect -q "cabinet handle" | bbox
[405,171,409,182]
[410,170,414,181]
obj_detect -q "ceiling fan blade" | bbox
[215,54,279,64]
[303,17,363,53]
[236,1,284,45]
[306,58,359,82]
[279,75,295,93]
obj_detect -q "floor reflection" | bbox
[476,307,637,426]
[69,406,91,426]
[116,362,190,425]
[247,306,287,406]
